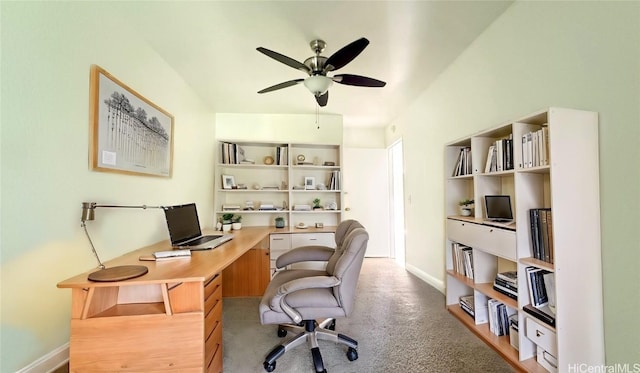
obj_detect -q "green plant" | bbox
[222,213,234,223]
[313,198,321,208]
[232,214,242,223]
[275,216,284,222]
[459,199,474,207]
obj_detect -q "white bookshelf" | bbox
[444,108,603,372]
[215,140,343,228]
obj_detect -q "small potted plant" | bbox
[274,216,285,228]
[312,198,323,210]
[222,213,234,232]
[231,214,242,230]
[459,199,474,216]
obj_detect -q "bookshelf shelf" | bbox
[444,108,603,372]
[519,257,554,272]
[215,140,343,228]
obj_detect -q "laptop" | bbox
[164,203,233,250]
[484,195,514,223]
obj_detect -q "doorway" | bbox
[389,140,405,267]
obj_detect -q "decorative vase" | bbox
[275,219,285,228]
[222,224,232,232]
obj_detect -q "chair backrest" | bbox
[333,219,364,248]
[325,226,369,316]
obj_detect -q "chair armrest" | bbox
[275,245,334,268]
[270,275,341,323]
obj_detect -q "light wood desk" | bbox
[58,226,337,372]
[58,227,274,373]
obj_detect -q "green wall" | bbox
[0,3,216,371]
[391,0,640,365]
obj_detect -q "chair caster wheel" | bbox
[277,327,287,337]
[264,361,276,372]
[346,347,358,361]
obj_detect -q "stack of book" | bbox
[221,142,240,164]
[459,295,475,318]
[529,208,554,263]
[484,135,514,173]
[275,146,288,165]
[329,170,341,190]
[222,204,241,211]
[487,299,515,336]
[258,202,277,211]
[450,243,473,280]
[452,147,472,176]
[524,266,556,327]
[493,271,518,300]
[521,126,549,168]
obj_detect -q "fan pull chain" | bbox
[315,103,320,129]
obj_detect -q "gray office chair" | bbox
[259,220,369,373]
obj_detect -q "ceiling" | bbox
[122,1,513,128]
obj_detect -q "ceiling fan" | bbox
[256,37,386,107]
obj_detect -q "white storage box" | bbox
[525,317,557,356]
[537,346,558,373]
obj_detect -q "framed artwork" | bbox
[222,175,236,189]
[89,65,174,177]
[304,176,315,190]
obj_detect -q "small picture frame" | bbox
[304,176,315,190]
[222,175,236,189]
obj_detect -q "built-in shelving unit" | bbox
[215,140,343,228]
[444,108,604,372]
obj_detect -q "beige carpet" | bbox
[223,258,515,373]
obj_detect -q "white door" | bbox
[342,147,390,257]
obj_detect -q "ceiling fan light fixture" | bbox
[304,75,332,96]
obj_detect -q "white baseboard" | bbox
[405,264,445,294]
[16,343,68,373]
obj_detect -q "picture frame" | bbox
[222,175,236,189]
[89,65,174,177]
[304,176,315,190]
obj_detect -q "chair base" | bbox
[263,319,358,373]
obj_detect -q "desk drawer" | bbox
[270,234,291,251]
[205,317,223,373]
[526,317,557,356]
[447,219,515,260]
[291,232,335,248]
[204,274,222,300]
[205,288,223,338]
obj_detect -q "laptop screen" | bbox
[485,195,513,220]
[164,203,202,244]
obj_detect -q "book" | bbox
[523,304,556,327]
[525,267,549,307]
[484,145,495,173]
[493,284,518,300]
[543,272,556,315]
[496,271,517,284]
[529,209,541,260]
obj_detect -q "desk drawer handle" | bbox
[536,329,544,337]
[272,238,284,241]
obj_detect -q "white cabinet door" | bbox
[342,147,390,257]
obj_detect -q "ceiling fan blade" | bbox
[332,74,386,87]
[315,91,328,107]
[324,37,369,72]
[257,79,304,94]
[257,47,311,74]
